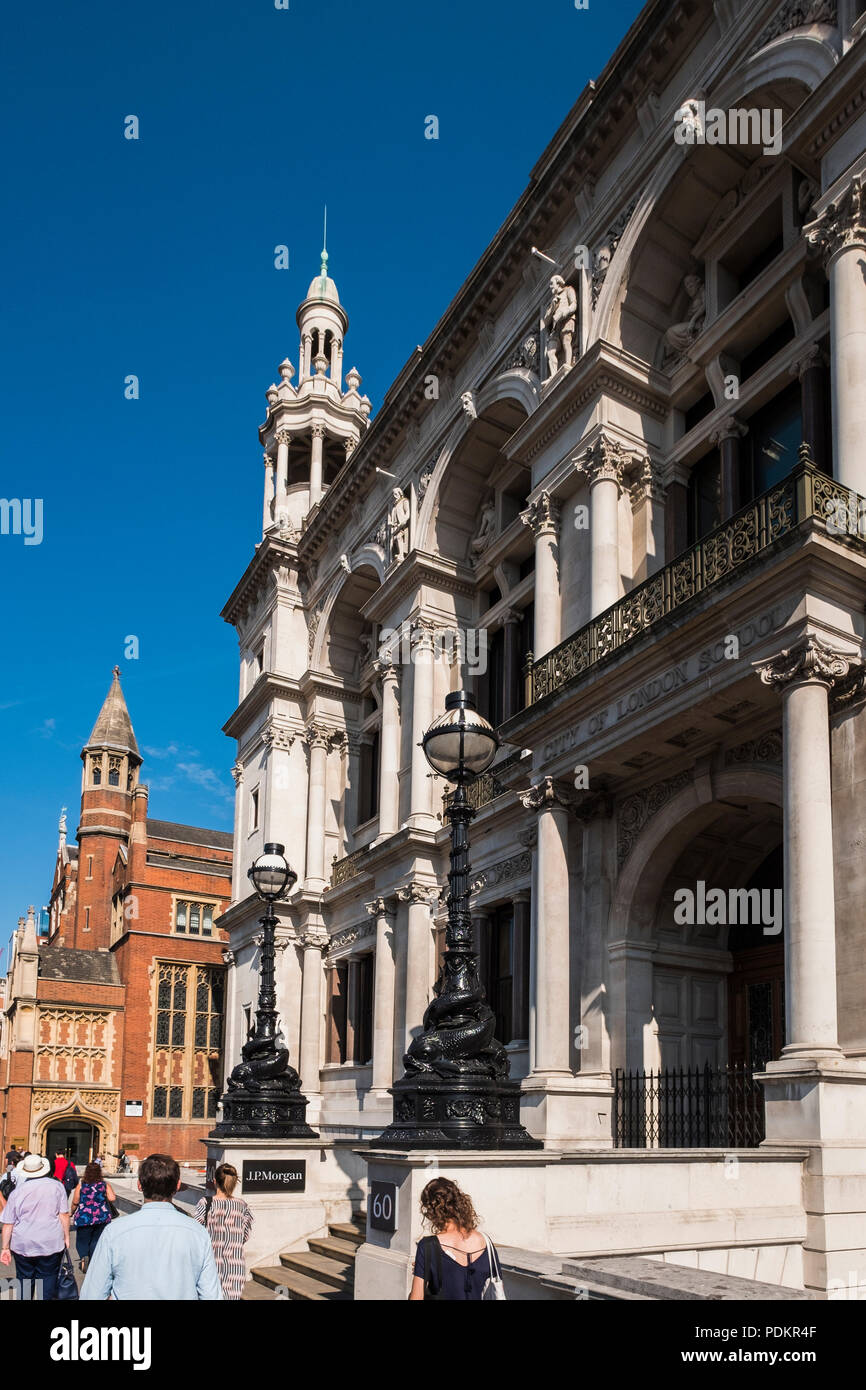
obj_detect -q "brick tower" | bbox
[73,665,141,949]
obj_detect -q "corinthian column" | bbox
[574,434,627,617]
[408,620,436,829]
[396,882,432,1055]
[805,175,866,492]
[519,777,573,1076]
[757,635,853,1059]
[366,897,396,1096]
[520,492,561,657]
[304,724,329,890]
[298,930,327,1097]
[709,417,748,520]
[310,423,326,507]
[274,430,290,529]
[376,658,401,837]
[262,453,275,535]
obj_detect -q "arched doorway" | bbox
[43,1119,101,1166]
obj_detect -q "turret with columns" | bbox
[259,243,371,534]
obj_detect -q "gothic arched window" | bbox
[91,756,102,786]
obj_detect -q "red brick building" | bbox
[0,668,232,1165]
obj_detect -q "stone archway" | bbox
[31,1088,119,1164]
[608,765,784,1076]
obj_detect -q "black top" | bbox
[413,1236,493,1301]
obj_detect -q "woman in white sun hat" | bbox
[0,1154,71,1299]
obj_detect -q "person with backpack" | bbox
[63,1161,78,1196]
[192,1163,253,1300]
[69,1163,117,1271]
[408,1177,505,1301]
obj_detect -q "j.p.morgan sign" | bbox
[242,1160,306,1193]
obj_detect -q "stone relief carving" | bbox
[471,850,532,893]
[329,919,376,952]
[617,768,693,867]
[460,391,477,421]
[542,275,577,377]
[591,198,638,309]
[468,495,497,565]
[663,275,706,362]
[753,0,836,52]
[306,601,324,661]
[703,163,774,238]
[723,731,783,765]
[418,465,435,500]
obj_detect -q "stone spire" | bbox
[85,665,140,758]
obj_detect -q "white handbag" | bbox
[481,1234,507,1300]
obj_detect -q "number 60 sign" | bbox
[369,1180,398,1234]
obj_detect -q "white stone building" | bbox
[219,0,866,1296]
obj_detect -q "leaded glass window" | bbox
[150,962,226,1123]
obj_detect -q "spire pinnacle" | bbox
[84,667,140,759]
[320,205,329,283]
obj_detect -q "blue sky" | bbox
[0,0,644,935]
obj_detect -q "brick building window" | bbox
[90,756,102,786]
[151,962,224,1121]
[174,900,216,937]
[108,755,123,787]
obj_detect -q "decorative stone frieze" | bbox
[617,768,693,867]
[723,731,783,765]
[753,0,836,54]
[591,198,638,309]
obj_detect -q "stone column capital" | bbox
[231,762,244,786]
[275,429,291,448]
[520,490,561,539]
[518,775,575,814]
[788,343,829,381]
[497,607,523,630]
[327,729,348,753]
[573,434,629,491]
[373,655,401,685]
[709,416,749,447]
[305,722,330,750]
[627,455,666,507]
[756,634,855,692]
[410,616,437,651]
[299,929,328,951]
[262,723,295,752]
[805,174,866,269]
[263,451,275,469]
[311,422,327,440]
[365,896,396,920]
[396,881,433,906]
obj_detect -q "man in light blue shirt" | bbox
[80,1153,223,1300]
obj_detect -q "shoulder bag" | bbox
[481,1234,506,1300]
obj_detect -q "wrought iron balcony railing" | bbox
[330,844,373,889]
[529,460,865,707]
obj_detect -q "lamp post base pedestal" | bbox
[209,1080,318,1141]
[374,1075,542,1150]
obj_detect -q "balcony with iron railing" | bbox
[525,456,866,710]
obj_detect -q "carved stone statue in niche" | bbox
[664,274,706,357]
[542,274,577,377]
[388,486,410,564]
[469,495,497,564]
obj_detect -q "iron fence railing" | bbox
[613,1062,766,1148]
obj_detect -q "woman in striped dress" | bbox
[193,1163,253,1300]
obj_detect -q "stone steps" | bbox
[243,1213,365,1302]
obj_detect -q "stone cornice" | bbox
[504,342,669,467]
[359,550,476,624]
[221,534,302,629]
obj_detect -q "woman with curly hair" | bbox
[408,1177,502,1301]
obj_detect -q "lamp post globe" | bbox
[376,690,541,1150]
[248,843,297,901]
[210,842,316,1140]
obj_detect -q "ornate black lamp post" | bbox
[376,692,541,1149]
[210,843,317,1139]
